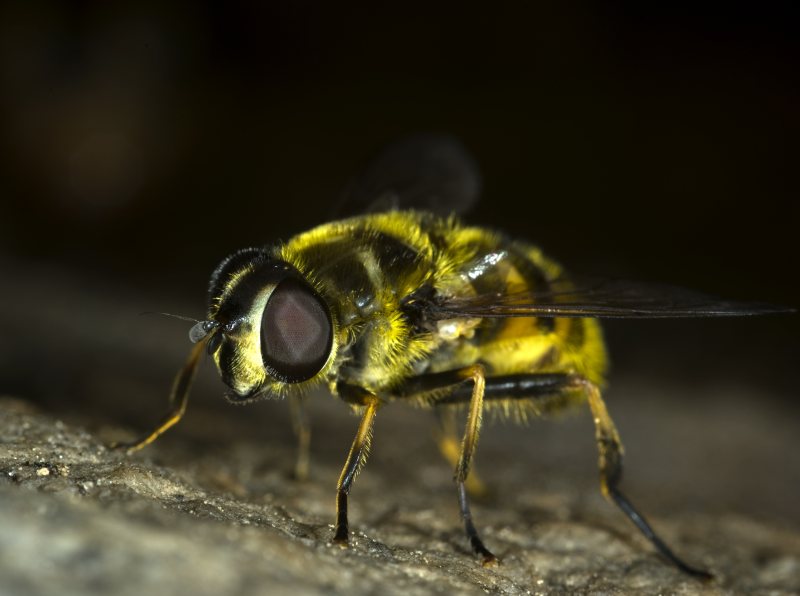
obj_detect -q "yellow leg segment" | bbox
[333,389,380,545]
[110,337,207,454]
[437,408,488,497]
[582,378,624,500]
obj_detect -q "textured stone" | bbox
[2,392,798,595]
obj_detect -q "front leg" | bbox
[332,384,381,545]
[109,337,208,453]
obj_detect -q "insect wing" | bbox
[429,278,794,320]
[335,134,481,218]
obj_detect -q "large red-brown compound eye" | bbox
[260,277,332,382]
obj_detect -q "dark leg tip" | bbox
[107,440,137,455]
[332,527,349,548]
[471,539,498,567]
[697,570,714,583]
[680,564,714,582]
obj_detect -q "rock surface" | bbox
[2,389,799,596]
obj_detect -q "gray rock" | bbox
[2,393,799,595]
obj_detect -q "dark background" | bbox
[0,3,797,426]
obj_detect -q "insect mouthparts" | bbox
[189,320,219,343]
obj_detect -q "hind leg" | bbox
[576,377,712,579]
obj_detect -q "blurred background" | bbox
[0,1,797,527]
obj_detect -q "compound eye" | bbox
[261,278,332,382]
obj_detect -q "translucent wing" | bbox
[334,134,481,217]
[427,278,793,320]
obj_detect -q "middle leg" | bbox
[395,365,496,565]
[435,408,488,497]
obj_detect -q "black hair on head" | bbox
[207,247,270,304]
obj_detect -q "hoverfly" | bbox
[114,135,791,579]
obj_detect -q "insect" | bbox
[113,135,791,579]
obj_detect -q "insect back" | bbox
[206,247,337,401]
